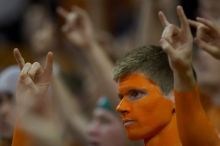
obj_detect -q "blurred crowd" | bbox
[0,0,220,146]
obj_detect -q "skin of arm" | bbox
[159,6,220,146]
[83,42,118,101]
[52,74,88,144]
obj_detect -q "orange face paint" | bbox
[116,73,174,141]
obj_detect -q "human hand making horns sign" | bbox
[189,17,220,59]
[159,5,196,92]
[14,48,53,114]
[159,6,193,74]
[57,6,95,49]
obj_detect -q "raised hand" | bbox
[158,7,220,146]
[189,17,220,59]
[13,49,65,146]
[57,6,95,48]
[159,5,195,92]
[159,6,193,73]
[13,48,53,113]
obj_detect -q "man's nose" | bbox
[116,98,131,115]
[88,121,100,136]
[0,102,10,116]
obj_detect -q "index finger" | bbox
[196,17,216,31]
[158,11,170,27]
[57,7,68,18]
[188,19,200,28]
[177,5,189,31]
[13,48,25,69]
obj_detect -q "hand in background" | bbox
[13,48,53,115]
[189,17,220,59]
[57,6,95,48]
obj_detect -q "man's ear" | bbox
[165,91,175,103]
[164,93,175,114]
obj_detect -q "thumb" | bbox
[44,52,54,79]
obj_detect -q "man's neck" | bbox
[144,115,181,146]
[0,137,12,146]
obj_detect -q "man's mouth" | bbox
[88,138,100,146]
[88,141,99,146]
[123,120,135,127]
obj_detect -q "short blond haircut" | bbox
[113,45,173,95]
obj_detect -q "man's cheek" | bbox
[133,98,158,114]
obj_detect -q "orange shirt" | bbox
[11,126,34,146]
[174,85,220,145]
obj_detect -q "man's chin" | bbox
[0,131,13,139]
[127,133,144,141]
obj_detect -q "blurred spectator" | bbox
[0,0,28,43]
[189,7,220,134]
[193,0,220,106]
[198,0,220,22]
[87,96,141,146]
[57,6,118,109]
[23,4,58,59]
[0,0,57,45]
[0,66,20,146]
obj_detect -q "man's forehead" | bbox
[118,72,147,82]
[118,73,155,88]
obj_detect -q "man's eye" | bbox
[118,95,123,100]
[0,98,2,105]
[99,117,111,125]
[128,90,146,100]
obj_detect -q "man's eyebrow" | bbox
[120,87,147,92]
[118,88,147,98]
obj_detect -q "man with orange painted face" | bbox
[114,5,220,146]
[114,45,180,146]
